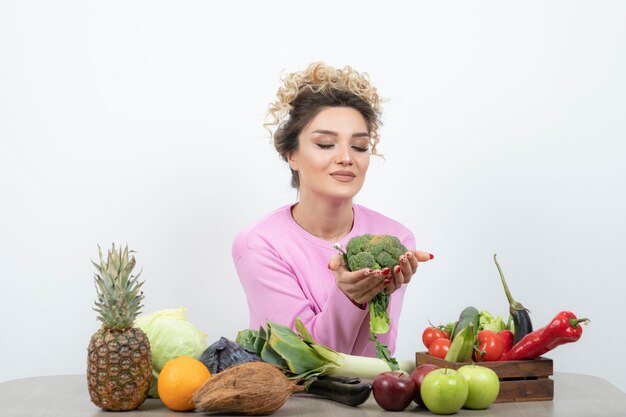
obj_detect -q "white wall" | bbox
[1,1,625,392]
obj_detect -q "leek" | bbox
[236,318,412,380]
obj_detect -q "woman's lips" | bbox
[330,171,356,182]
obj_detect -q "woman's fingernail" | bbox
[429,253,434,260]
[382,267,391,275]
[394,265,401,273]
[384,277,392,285]
[327,262,331,270]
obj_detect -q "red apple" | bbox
[409,364,439,405]
[372,371,416,411]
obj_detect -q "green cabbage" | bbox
[135,307,207,397]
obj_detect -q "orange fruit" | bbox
[158,355,211,411]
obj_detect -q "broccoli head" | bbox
[334,234,408,338]
[345,234,408,272]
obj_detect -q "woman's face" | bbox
[288,106,371,201]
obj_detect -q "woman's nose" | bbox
[335,144,353,165]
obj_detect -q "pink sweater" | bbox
[232,204,416,357]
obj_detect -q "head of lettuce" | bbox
[135,307,207,397]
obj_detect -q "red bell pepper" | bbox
[498,330,515,354]
[500,311,589,361]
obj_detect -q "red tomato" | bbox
[474,330,504,362]
[422,327,447,349]
[428,338,451,359]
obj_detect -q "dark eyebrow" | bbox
[311,129,370,138]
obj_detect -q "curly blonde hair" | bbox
[264,62,383,188]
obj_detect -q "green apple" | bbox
[458,364,500,409]
[420,368,468,415]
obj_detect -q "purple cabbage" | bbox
[198,337,261,374]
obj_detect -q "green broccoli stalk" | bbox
[369,292,391,334]
[333,234,407,371]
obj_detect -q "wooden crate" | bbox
[415,352,553,403]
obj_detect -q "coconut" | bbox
[192,361,303,415]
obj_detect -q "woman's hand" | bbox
[386,251,434,294]
[328,254,393,306]
[328,251,434,305]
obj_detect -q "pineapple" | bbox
[87,244,152,411]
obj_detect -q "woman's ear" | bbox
[287,151,299,171]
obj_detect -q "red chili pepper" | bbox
[501,311,589,361]
[498,330,515,354]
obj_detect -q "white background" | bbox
[1,1,625,392]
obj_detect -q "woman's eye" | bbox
[317,144,334,149]
[352,146,369,153]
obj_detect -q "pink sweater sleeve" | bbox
[233,245,369,353]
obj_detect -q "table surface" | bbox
[1,373,625,416]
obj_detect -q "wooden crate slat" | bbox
[496,378,554,403]
[484,358,553,378]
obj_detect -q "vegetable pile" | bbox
[422,255,589,362]
[147,314,382,414]
[189,318,407,413]
[236,317,410,379]
[423,308,588,363]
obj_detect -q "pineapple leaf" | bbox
[92,244,144,329]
